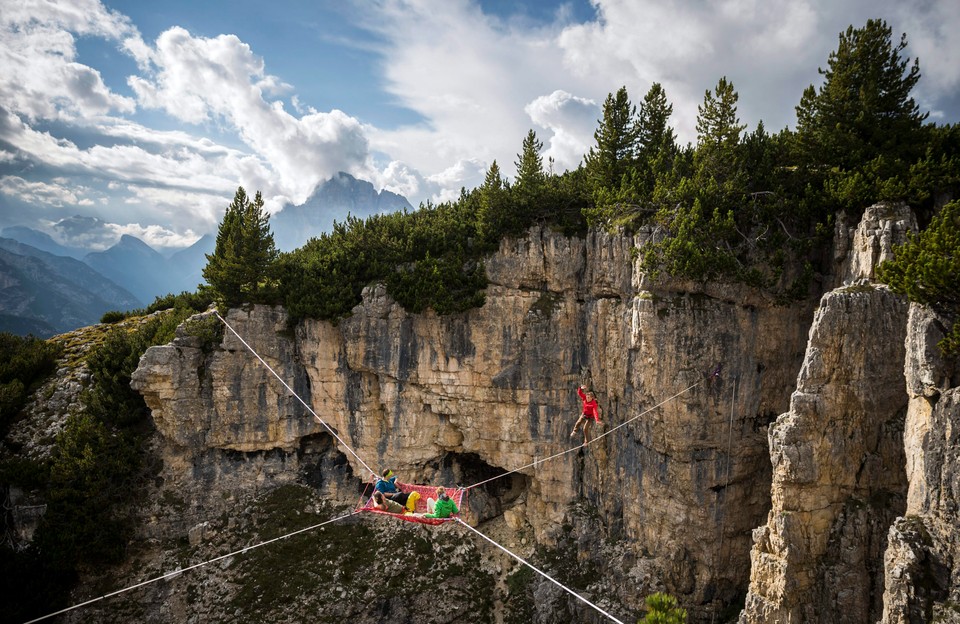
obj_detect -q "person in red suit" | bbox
[570,384,602,446]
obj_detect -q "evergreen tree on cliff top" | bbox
[796,18,927,171]
[585,86,640,192]
[877,200,960,355]
[203,187,278,308]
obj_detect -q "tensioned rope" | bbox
[710,374,738,624]
[215,312,378,479]
[22,511,358,624]
[464,378,705,491]
[455,518,627,624]
[217,310,716,494]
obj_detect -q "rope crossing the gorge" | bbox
[22,511,359,624]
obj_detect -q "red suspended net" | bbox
[356,480,467,525]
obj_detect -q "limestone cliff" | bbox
[105,201,959,624]
[740,202,960,624]
[131,225,815,622]
[880,301,960,624]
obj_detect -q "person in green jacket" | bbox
[423,487,459,519]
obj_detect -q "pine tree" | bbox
[637,82,676,165]
[797,19,927,169]
[695,76,746,185]
[476,160,511,247]
[636,82,677,197]
[515,129,545,192]
[584,86,640,192]
[203,186,278,308]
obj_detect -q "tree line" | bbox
[200,18,957,343]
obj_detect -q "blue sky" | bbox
[1,0,958,252]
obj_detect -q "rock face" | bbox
[132,226,816,620]
[740,203,918,623]
[127,201,960,623]
[879,303,960,623]
[741,286,909,623]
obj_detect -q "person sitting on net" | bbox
[372,490,405,514]
[375,468,419,511]
[423,487,459,519]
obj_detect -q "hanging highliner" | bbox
[356,478,468,525]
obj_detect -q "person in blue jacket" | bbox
[375,468,418,511]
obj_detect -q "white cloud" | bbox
[0,175,98,208]
[0,0,139,121]
[3,0,960,247]
[113,222,201,249]
[357,1,579,181]
[525,90,598,171]
[128,26,370,204]
[45,214,200,251]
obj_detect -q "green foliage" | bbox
[179,313,224,351]
[585,87,640,204]
[641,592,687,624]
[877,201,960,354]
[515,129,546,193]
[31,308,192,578]
[798,19,926,170]
[97,290,214,324]
[278,199,483,322]
[476,160,517,248]
[0,333,61,435]
[203,187,280,308]
[34,412,139,565]
[696,77,746,163]
[145,289,215,314]
[100,309,127,324]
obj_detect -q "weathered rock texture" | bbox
[123,201,960,624]
[880,302,960,624]
[741,286,909,623]
[132,226,816,621]
[740,203,916,623]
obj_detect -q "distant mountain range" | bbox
[0,173,412,336]
[0,238,142,336]
[271,172,413,251]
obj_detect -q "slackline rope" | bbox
[215,311,377,479]
[464,379,703,491]
[710,374,739,624]
[455,518,627,624]
[22,511,358,624]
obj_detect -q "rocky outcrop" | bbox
[741,286,909,623]
[132,226,816,621]
[880,303,960,623]
[832,202,918,288]
[126,200,960,623]
[741,203,917,623]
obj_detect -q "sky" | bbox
[1,0,958,252]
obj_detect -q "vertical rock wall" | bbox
[741,203,917,623]
[133,225,815,619]
[880,303,960,623]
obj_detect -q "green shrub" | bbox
[877,200,960,355]
[0,333,61,435]
[100,310,127,324]
[641,592,687,623]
